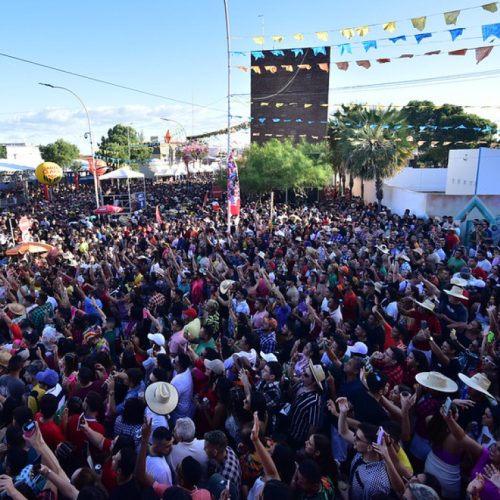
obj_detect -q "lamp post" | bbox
[38,83,100,209]
[223,0,232,235]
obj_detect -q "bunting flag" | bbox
[449,49,468,55]
[318,62,330,72]
[482,3,498,13]
[357,60,371,69]
[155,205,162,224]
[313,46,327,56]
[377,58,391,64]
[341,28,354,39]
[399,54,414,58]
[251,66,261,74]
[272,118,281,122]
[444,10,461,25]
[264,65,277,73]
[390,35,406,43]
[415,33,432,43]
[356,26,369,37]
[227,155,240,217]
[252,51,265,60]
[293,33,304,40]
[233,51,246,56]
[258,118,266,123]
[281,64,293,71]
[260,102,269,106]
[363,40,377,51]
[316,31,328,41]
[336,61,349,70]
[425,50,441,55]
[275,103,284,107]
[291,48,304,57]
[237,65,248,72]
[252,36,265,45]
[339,43,352,55]
[383,21,397,32]
[476,45,494,62]
[297,64,311,70]
[412,16,427,31]
[449,28,465,41]
[271,50,284,56]
[272,35,284,43]
[304,104,313,108]
[482,22,500,40]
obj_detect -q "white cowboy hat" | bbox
[219,280,235,295]
[414,298,437,313]
[413,247,424,256]
[376,244,389,254]
[308,359,325,390]
[145,381,179,415]
[397,253,410,262]
[445,285,468,300]
[458,372,493,398]
[450,277,468,288]
[415,371,458,393]
[147,333,165,347]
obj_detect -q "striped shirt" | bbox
[290,389,322,444]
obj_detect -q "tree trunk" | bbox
[349,173,354,200]
[361,179,365,201]
[375,175,384,210]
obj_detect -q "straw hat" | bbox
[5,303,26,317]
[414,298,436,313]
[0,350,12,368]
[376,244,389,254]
[458,372,493,398]
[413,247,424,256]
[445,285,468,300]
[308,359,325,390]
[145,381,179,415]
[415,371,458,393]
[450,277,468,288]
[397,253,410,262]
[219,280,235,295]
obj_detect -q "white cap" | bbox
[260,351,278,363]
[147,333,166,347]
[346,341,368,356]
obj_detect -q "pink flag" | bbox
[449,49,467,56]
[335,61,349,71]
[476,46,494,64]
[356,60,371,69]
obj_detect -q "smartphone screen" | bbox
[443,397,452,416]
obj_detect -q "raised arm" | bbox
[250,412,280,480]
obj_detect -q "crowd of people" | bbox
[0,176,499,500]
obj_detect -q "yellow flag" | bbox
[275,103,284,107]
[297,64,311,70]
[250,66,261,74]
[281,64,293,72]
[252,36,265,45]
[264,65,277,73]
[318,63,329,72]
[383,21,397,32]
[260,102,269,106]
[320,103,329,107]
[482,3,498,13]
[355,26,369,37]
[237,66,248,72]
[340,28,354,39]
[272,35,284,43]
[304,104,313,108]
[444,10,460,25]
[293,33,304,40]
[316,31,328,41]
[411,16,426,31]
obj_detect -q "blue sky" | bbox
[1,0,499,154]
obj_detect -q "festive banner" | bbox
[341,28,354,39]
[252,51,265,60]
[449,28,465,41]
[227,155,240,217]
[271,50,285,56]
[298,64,312,70]
[316,31,328,41]
[318,62,330,72]
[383,21,397,32]
[425,50,441,55]
[482,3,498,13]
[264,65,278,73]
[339,43,352,55]
[357,60,371,68]
[252,36,265,45]
[415,33,432,43]
[444,10,461,25]
[294,33,304,40]
[377,58,391,63]
[272,36,284,43]
[281,64,293,71]
[292,48,304,57]
[356,26,369,37]
[363,40,378,51]
[251,66,261,74]
[336,61,349,70]
[237,65,248,72]
[476,45,494,62]
[482,22,500,40]
[412,16,427,31]
[449,48,468,55]
[313,46,327,56]
[399,54,414,58]
[390,35,406,43]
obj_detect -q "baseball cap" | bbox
[147,333,166,347]
[36,368,59,388]
[182,308,198,320]
[203,358,225,376]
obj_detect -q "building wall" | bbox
[4,144,42,167]
[476,148,500,195]
[445,149,479,195]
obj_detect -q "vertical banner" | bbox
[227,155,241,217]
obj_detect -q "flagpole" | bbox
[223,0,232,236]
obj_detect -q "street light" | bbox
[38,83,100,209]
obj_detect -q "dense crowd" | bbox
[0,176,499,500]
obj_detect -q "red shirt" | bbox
[66,414,105,455]
[35,414,64,450]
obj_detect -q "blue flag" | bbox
[313,46,327,56]
[449,28,465,41]
[252,51,265,60]
[415,33,432,43]
[389,35,406,43]
[482,23,500,41]
[291,48,304,57]
[271,50,284,57]
[362,40,377,52]
[339,43,352,55]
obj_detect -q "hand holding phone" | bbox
[443,397,452,417]
[376,426,385,445]
[77,413,86,431]
[23,420,36,438]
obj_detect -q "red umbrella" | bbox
[94,205,124,215]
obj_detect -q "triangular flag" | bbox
[377,58,391,64]
[411,16,427,31]
[237,66,248,72]
[389,35,406,43]
[476,45,494,63]
[449,28,465,41]
[291,48,304,57]
[264,65,277,73]
[258,118,266,123]
[399,54,414,58]
[316,31,329,41]
[335,61,349,71]
[482,23,500,41]
[482,3,498,13]
[304,104,313,108]
[444,10,460,25]
[339,43,352,55]
[318,62,329,72]
[252,36,265,45]
[271,50,284,56]
[415,33,432,43]
[320,103,329,107]
[293,33,304,40]
[275,103,284,107]
[356,60,371,69]
[355,26,369,37]
[424,50,441,55]
[260,102,269,106]
[383,21,397,32]
[297,64,311,70]
[449,49,467,55]
[272,118,281,123]
[233,51,246,56]
[340,28,354,39]
[362,40,377,52]
[272,35,284,43]
[252,51,265,60]
[250,66,261,74]
[281,64,293,72]
[313,47,327,56]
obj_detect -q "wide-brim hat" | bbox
[5,303,26,316]
[308,359,325,390]
[376,244,389,254]
[145,381,178,415]
[445,285,468,300]
[204,358,225,376]
[397,253,410,262]
[450,277,468,288]
[415,371,458,393]
[219,279,235,295]
[413,247,424,256]
[0,350,12,368]
[458,372,493,398]
[414,298,436,313]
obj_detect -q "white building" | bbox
[1,143,42,167]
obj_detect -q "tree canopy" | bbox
[39,139,79,169]
[0,145,6,159]
[97,124,152,166]
[237,139,332,195]
[401,100,497,166]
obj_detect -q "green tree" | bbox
[336,107,414,208]
[39,139,79,170]
[401,100,497,166]
[97,124,152,168]
[0,145,6,159]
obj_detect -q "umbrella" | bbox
[5,242,54,256]
[94,205,124,215]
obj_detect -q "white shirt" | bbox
[384,301,399,322]
[477,259,492,273]
[167,439,208,479]
[146,456,173,486]
[144,407,169,435]
[171,370,194,418]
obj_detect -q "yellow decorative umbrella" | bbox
[5,242,54,256]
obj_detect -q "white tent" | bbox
[0,162,36,172]
[98,167,145,213]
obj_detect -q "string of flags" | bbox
[239,44,496,73]
[244,3,498,46]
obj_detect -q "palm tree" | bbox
[337,107,414,208]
